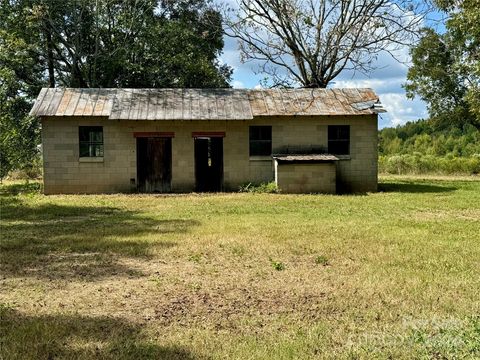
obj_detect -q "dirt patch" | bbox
[153,285,327,329]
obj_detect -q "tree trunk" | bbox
[45,26,55,88]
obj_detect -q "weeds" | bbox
[315,255,329,266]
[239,182,279,193]
[188,254,202,263]
[270,258,286,271]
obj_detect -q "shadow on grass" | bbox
[379,182,457,193]
[0,306,199,359]
[0,195,199,280]
[0,181,41,195]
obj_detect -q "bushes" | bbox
[238,182,279,193]
[379,154,480,175]
[379,120,480,158]
[379,120,480,175]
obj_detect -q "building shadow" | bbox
[0,192,200,280]
[0,307,200,359]
[378,182,457,193]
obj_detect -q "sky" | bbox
[220,35,428,129]
[217,1,443,129]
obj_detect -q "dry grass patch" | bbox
[1,178,479,359]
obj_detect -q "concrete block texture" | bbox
[41,115,377,194]
[275,162,336,194]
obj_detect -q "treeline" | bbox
[379,120,480,175]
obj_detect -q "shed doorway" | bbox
[136,137,172,193]
[194,137,223,192]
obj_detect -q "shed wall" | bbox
[41,115,377,194]
[275,162,336,194]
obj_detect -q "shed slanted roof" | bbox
[273,154,340,162]
[29,88,385,119]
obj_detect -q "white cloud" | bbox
[232,80,245,88]
[219,19,428,128]
[379,93,428,126]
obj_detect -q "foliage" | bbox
[0,0,232,178]
[239,182,279,193]
[405,0,480,128]
[379,154,480,175]
[379,118,480,175]
[12,0,232,88]
[224,0,429,87]
[379,120,480,158]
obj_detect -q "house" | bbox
[29,88,385,194]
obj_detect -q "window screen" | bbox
[328,125,350,155]
[79,126,104,157]
[249,126,272,156]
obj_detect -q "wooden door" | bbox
[137,137,172,192]
[194,137,223,192]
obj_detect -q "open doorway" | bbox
[194,137,223,192]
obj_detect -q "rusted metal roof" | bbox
[248,88,384,116]
[30,88,253,120]
[273,154,339,162]
[30,87,385,119]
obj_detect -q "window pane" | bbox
[250,140,272,156]
[79,126,103,157]
[249,126,271,141]
[328,125,350,155]
[328,140,349,155]
[79,142,90,157]
[249,126,272,156]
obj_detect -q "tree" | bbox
[224,0,429,88]
[0,4,43,178]
[0,0,232,178]
[28,0,232,88]
[448,0,480,120]
[405,0,479,129]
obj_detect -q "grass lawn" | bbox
[1,176,479,359]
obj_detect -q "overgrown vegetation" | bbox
[379,119,480,175]
[1,177,479,358]
[238,182,279,193]
[381,0,480,176]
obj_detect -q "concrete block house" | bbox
[30,88,385,194]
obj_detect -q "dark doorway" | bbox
[194,137,223,192]
[137,137,172,192]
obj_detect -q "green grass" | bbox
[1,176,479,359]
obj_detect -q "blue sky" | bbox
[217,1,451,129]
[220,34,428,129]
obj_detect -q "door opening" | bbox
[194,137,223,192]
[136,137,172,192]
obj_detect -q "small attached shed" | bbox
[273,154,339,194]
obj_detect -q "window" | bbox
[79,126,103,157]
[249,126,272,156]
[328,125,350,155]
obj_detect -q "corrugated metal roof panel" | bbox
[29,87,385,119]
[273,154,339,162]
[248,88,385,116]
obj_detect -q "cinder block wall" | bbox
[275,162,336,194]
[41,115,377,194]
